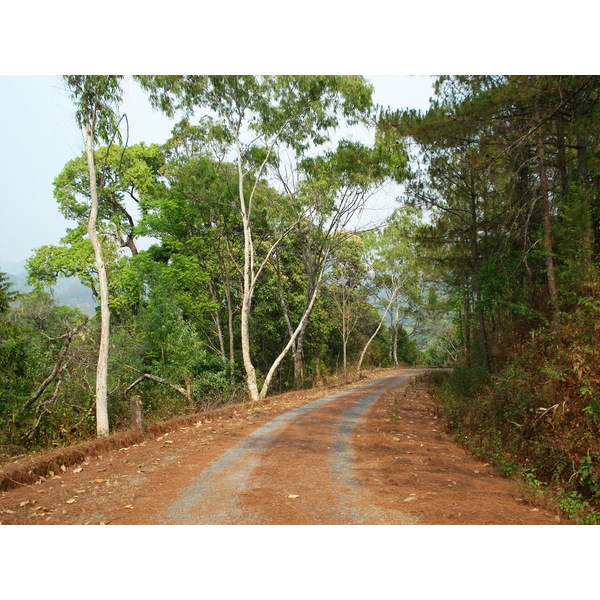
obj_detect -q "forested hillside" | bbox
[5,265,96,314]
[381,75,600,521]
[1,75,598,522]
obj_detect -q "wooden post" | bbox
[130,395,144,434]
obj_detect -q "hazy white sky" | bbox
[1,0,594,274]
[0,75,435,269]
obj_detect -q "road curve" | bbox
[160,370,423,524]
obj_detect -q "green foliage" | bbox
[0,320,44,403]
[27,233,98,293]
[8,290,83,333]
[423,347,446,367]
[558,491,591,521]
[0,292,90,454]
[64,75,124,143]
[386,75,600,520]
[138,75,374,154]
[190,351,236,396]
[1,75,431,459]
[0,269,17,314]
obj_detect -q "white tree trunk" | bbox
[85,120,110,436]
[357,288,398,378]
[240,289,260,401]
[236,137,261,402]
[342,293,349,384]
[392,300,400,367]
[259,273,323,399]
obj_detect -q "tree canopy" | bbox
[5,74,600,522]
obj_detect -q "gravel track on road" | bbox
[0,367,562,525]
[160,372,418,524]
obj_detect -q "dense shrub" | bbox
[431,295,600,520]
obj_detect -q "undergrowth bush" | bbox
[431,294,600,522]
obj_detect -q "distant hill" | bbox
[52,276,97,315]
[2,261,97,316]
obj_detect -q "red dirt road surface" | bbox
[0,368,562,525]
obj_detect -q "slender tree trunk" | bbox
[223,272,236,379]
[259,270,324,399]
[462,276,472,368]
[469,171,491,372]
[534,102,559,318]
[292,267,321,386]
[516,146,535,297]
[274,252,299,381]
[357,288,398,378]
[85,120,110,436]
[391,300,400,367]
[236,136,260,402]
[341,292,349,384]
[315,351,322,383]
[577,135,589,181]
[208,280,227,361]
[240,255,259,401]
[576,135,595,268]
[556,119,569,203]
[293,280,320,387]
[294,331,306,387]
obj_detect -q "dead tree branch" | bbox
[19,316,89,415]
[123,365,195,407]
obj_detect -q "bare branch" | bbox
[123,366,195,406]
[19,316,88,415]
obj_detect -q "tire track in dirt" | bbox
[159,372,420,524]
[0,368,563,525]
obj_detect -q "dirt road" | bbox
[0,369,562,525]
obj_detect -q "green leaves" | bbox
[139,75,374,156]
[0,269,17,315]
[63,76,124,144]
